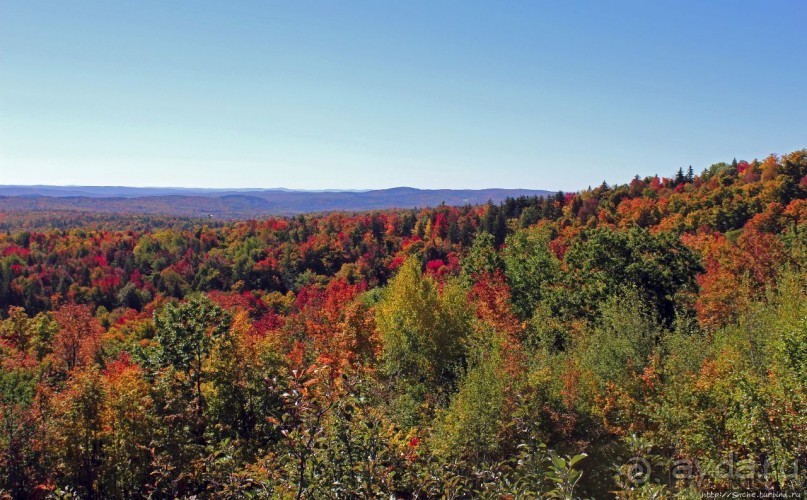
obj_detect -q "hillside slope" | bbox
[0,150,805,497]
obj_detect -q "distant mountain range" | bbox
[0,186,554,219]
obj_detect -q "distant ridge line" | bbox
[0,186,556,219]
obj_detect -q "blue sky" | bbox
[1,1,805,191]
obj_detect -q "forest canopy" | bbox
[0,150,806,497]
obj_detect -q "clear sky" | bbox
[1,1,805,191]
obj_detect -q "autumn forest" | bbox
[1,151,806,498]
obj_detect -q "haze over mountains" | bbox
[0,186,553,219]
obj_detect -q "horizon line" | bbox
[0,185,562,193]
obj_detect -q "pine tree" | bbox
[675,167,686,185]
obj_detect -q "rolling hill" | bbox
[0,186,554,218]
